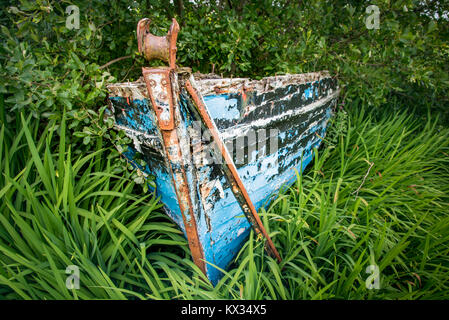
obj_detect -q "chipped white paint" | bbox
[132,136,142,153]
[149,73,171,122]
[106,82,147,99]
[218,89,340,141]
[237,227,246,237]
[211,179,225,199]
[113,124,162,154]
[195,71,331,96]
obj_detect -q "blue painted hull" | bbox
[107,72,338,285]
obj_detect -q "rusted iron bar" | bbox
[184,79,282,263]
[142,68,207,275]
[139,18,207,275]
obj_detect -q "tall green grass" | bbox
[0,114,206,299]
[0,105,448,299]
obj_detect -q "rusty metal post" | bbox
[137,18,178,69]
[139,19,206,275]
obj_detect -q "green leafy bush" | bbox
[1,1,448,123]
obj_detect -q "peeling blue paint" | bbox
[203,95,240,121]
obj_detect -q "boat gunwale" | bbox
[106,70,333,97]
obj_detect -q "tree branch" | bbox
[99,55,132,69]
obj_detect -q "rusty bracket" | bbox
[142,67,206,273]
[140,19,206,275]
[142,67,175,130]
[139,18,180,130]
[137,18,179,69]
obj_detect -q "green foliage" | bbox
[1,0,448,124]
[0,114,191,299]
[173,0,449,109]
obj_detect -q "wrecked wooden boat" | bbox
[106,18,339,285]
